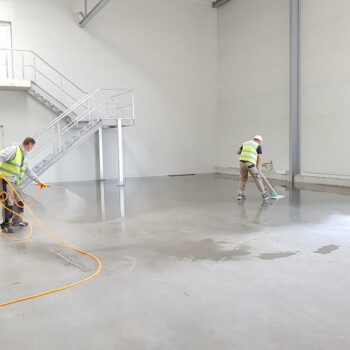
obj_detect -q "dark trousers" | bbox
[1,179,24,227]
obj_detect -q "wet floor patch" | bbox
[258,251,299,260]
[313,244,340,255]
[156,239,251,262]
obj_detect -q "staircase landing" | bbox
[0,79,31,91]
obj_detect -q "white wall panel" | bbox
[0,0,218,181]
[218,0,289,173]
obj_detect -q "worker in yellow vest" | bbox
[0,137,48,233]
[236,135,271,201]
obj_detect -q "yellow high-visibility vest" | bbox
[0,145,27,184]
[239,140,259,165]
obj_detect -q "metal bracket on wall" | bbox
[212,0,231,8]
[79,0,112,27]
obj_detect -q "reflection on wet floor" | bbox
[3,174,350,349]
[22,173,350,265]
[23,173,350,226]
[237,200,275,224]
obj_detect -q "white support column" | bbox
[98,127,104,180]
[99,181,106,221]
[117,118,125,186]
[119,187,125,218]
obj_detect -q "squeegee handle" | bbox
[258,169,277,194]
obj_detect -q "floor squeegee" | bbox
[258,169,285,199]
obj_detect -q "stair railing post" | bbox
[52,125,56,153]
[57,123,62,151]
[96,92,100,121]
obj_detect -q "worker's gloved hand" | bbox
[39,182,49,188]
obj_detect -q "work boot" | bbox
[2,224,13,234]
[12,220,28,227]
[237,193,246,200]
[262,193,272,201]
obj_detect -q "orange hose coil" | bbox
[0,175,102,307]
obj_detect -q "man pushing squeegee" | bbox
[236,135,284,201]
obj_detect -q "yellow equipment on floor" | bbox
[0,175,102,307]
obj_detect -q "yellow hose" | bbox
[0,176,102,307]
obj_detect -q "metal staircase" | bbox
[28,120,103,187]
[0,48,135,186]
[27,81,77,122]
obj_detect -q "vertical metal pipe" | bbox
[117,118,125,186]
[289,0,300,184]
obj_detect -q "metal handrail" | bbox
[33,89,100,139]
[0,62,80,103]
[108,89,134,98]
[30,107,99,160]
[30,81,78,111]
[25,65,80,103]
[60,106,98,134]
[31,87,134,142]
[0,49,135,124]
[0,48,87,94]
[1,48,135,147]
[101,117,134,120]
[111,103,133,110]
[1,47,134,188]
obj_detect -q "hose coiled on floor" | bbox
[0,175,102,307]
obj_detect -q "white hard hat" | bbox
[254,135,263,142]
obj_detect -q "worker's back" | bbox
[239,140,259,165]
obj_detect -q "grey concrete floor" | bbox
[1,174,350,349]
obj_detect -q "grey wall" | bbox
[300,0,350,178]
[217,0,290,174]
